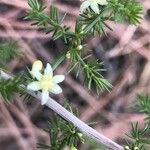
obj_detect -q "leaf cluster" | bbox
[125,95,150,150]
[108,0,143,25]
[69,49,112,93]
[37,103,84,150]
[26,0,73,43]
[126,122,150,150]
[26,0,143,95]
[0,41,20,67]
[80,0,143,34]
[0,76,23,103]
[136,95,150,120]
[80,7,112,35]
[26,0,113,93]
[0,71,33,103]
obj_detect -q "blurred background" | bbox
[0,0,150,149]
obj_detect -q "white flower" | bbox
[80,0,108,14]
[27,60,65,105]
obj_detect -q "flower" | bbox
[80,0,108,14]
[77,133,83,138]
[27,60,65,105]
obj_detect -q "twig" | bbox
[0,69,124,150]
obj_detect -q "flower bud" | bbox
[80,30,84,35]
[124,146,130,150]
[66,52,71,59]
[134,147,139,150]
[78,133,83,138]
[32,60,43,72]
[77,45,83,50]
[70,146,77,150]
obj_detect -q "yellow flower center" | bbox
[39,75,54,91]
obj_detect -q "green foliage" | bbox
[108,0,143,25]
[80,0,143,34]
[80,7,112,35]
[0,75,23,103]
[26,0,73,43]
[26,0,143,38]
[0,41,20,67]
[37,103,84,150]
[125,122,150,150]
[83,59,112,93]
[0,0,145,149]
[25,0,143,94]
[26,0,113,93]
[125,95,150,150]
[69,49,112,93]
[25,0,143,96]
[51,51,67,71]
[136,95,150,119]
[0,71,33,103]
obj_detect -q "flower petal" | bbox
[50,84,62,94]
[90,3,99,14]
[53,75,65,83]
[27,81,40,91]
[80,0,91,13]
[97,0,108,5]
[44,63,53,76]
[41,90,49,105]
[32,60,43,72]
[30,71,42,80]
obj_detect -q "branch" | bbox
[0,69,124,150]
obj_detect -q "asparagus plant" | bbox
[0,0,149,150]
